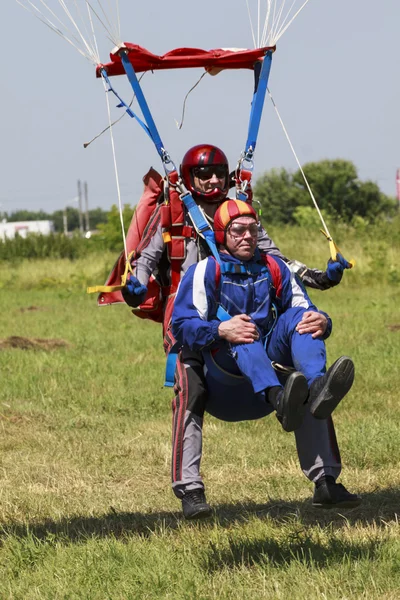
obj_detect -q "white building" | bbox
[0,220,55,241]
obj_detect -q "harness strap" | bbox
[180,191,221,264]
[219,261,268,276]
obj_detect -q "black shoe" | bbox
[309,356,355,420]
[270,371,308,432]
[181,489,212,520]
[312,476,362,509]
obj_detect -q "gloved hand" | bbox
[125,275,148,297]
[326,253,351,283]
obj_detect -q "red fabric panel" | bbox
[96,45,274,77]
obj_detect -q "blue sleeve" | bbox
[172,259,222,350]
[273,256,332,339]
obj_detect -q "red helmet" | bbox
[180,144,229,203]
[213,199,258,245]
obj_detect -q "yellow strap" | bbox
[87,249,137,295]
[87,284,124,294]
[320,230,356,268]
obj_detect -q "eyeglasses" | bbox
[228,222,259,238]
[193,165,226,181]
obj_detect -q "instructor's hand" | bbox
[296,311,328,339]
[326,253,351,283]
[218,314,259,344]
[125,275,148,297]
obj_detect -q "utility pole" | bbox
[396,169,400,211]
[63,208,68,235]
[77,179,84,234]
[84,181,90,231]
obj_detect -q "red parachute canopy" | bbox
[96,44,274,77]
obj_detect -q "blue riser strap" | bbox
[245,50,273,155]
[100,69,154,141]
[119,52,165,158]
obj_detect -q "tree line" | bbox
[2,160,397,240]
[254,159,397,225]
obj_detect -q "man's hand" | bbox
[125,275,148,297]
[326,253,351,283]
[296,311,328,339]
[218,314,259,344]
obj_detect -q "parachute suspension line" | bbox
[175,71,207,130]
[70,0,101,58]
[268,0,311,45]
[268,0,286,45]
[101,73,128,260]
[85,0,121,47]
[262,0,273,47]
[245,0,311,47]
[55,0,100,62]
[15,1,88,62]
[99,0,121,43]
[15,0,99,63]
[85,1,101,61]
[267,88,332,240]
[245,0,257,48]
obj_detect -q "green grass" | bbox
[0,234,400,599]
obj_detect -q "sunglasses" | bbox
[193,165,226,181]
[228,222,259,238]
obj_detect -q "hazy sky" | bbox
[2,1,399,215]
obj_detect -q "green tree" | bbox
[254,159,396,224]
[87,207,108,230]
[95,204,134,251]
[51,207,80,232]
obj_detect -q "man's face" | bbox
[225,216,258,261]
[192,165,227,197]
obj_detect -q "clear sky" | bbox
[1,1,399,215]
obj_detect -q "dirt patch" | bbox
[18,306,44,313]
[388,324,400,332]
[0,336,70,351]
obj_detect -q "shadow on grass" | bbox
[202,535,381,571]
[0,486,399,549]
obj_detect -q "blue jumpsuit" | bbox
[170,251,341,497]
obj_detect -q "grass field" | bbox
[0,229,400,599]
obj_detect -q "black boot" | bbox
[181,489,212,520]
[268,371,308,432]
[313,475,362,509]
[308,356,355,420]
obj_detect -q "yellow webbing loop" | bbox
[320,230,356,268]
[86,250,136,294]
